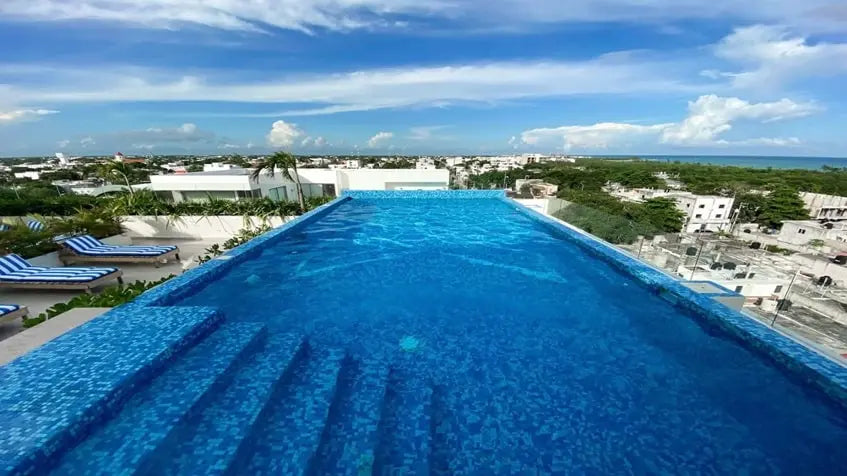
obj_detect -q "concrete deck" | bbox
[0,238,214,342]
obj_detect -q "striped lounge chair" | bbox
[58,235,180,266]
[26,220,46,232]
[0,254,123,293]
[0,304,28,324]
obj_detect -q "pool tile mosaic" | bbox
[0,190,845,475]
[507,196,847,408]
[0,305,222,475]
[52,322,265,474]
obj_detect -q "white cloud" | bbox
[521,94,817,150]
[0,57,704,117]
[367,131,393,148]
[408,125,448,141]
[0,0,445,34]
[712,25,847,88]
[1,1,842,34]
[178,123,197,134]
[218,143,240,149]
[57,139,70,148]
[131,143,155,150]
[522,123,671,150]
[246,141,256,149]
[660,94,819,145]
[0,108,59,123]
[313,136,328,147]
[266,120,304,148]
[79,136,95,147]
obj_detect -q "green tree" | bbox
[636,197,685,232]
[250,151,305,211]
[757,188,809,229]
[98,162,135,195]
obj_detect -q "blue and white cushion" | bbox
[0,254,118,283]
[62,235,177,257]
[0,304,21,316]
[26,220,46,232]
[0,224,10,232]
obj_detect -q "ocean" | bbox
[593,155,847,170]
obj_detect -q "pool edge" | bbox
[504,195,847,409]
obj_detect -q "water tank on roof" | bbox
[723,262,737,270]
[749,242,761,250]
[817,276,834,287]
[685,247,698,256]
[710,263,723,270]
[777,299,792,311]
[834,255,847,265]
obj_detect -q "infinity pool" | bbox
[47,192,847,474]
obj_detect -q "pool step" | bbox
[0,306,223,476]
[308,358,391,476]
[142,332,307,475]
[245,345,348,475]
[372,367,434,475]
[49,322,266,474]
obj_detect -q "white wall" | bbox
[121,215,290,239]
[150,173,256,192]
[342,169,449,191]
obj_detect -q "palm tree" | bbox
[98,162,135,195]
[250,151,305,211]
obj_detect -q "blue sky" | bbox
[0,1,846,157]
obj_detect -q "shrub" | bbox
[196,225,271,264]
[22,275,175,328]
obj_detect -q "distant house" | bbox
[606,184,734,233]
[114,152,146,164]
[800,192,847,221]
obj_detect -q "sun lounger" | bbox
[26,220,46,232]
[0,254,123,293]
[0,304,28,324]
[58,235,180,266]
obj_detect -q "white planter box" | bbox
[120,215,292,239]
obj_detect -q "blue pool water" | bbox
[47,195,847,474]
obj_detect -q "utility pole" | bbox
[730,202,744,234]
[771,269,800,326]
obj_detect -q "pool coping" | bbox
[503,194,847,409]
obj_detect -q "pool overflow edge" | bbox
[504,194,847,410]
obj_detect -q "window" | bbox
[718,204,726,209]
[267,186,288,201]
[734,286,744,293]
[715,214,722,218]
[695,214,702,218]
[698,204,705,208]
[774,285,783,293]
[798,229,806,234]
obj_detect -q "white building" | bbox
[149,168,450,202]
[800,192,847,221]
[675,194,734,233]
[416,157,436,170]
[777,220,847,248]
[13,171,41,180]
[203,162,234,172]
[607,185,733,233]
[677,264,790,301]
[445,156,465,167]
